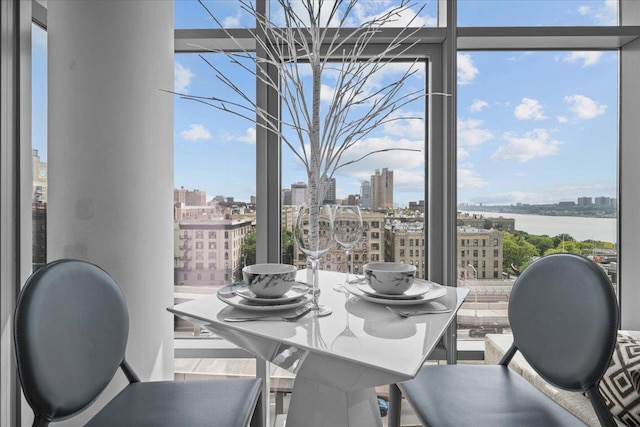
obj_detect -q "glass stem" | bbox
[310,257,320,308]
[344,249,351,284]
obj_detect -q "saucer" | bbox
[357,280,431,300]
[345,279,447,306]
[217,287,313,312]
[234,281,311,304]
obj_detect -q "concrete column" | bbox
[620,1,640,330]
[47,1,174,423]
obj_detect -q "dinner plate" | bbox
[345,279,447,306]
[357,280,431,300]
[217,287,313,312]
[234,281,311,304]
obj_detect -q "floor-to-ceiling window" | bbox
[454,0,620,345]
[455,49,618,341]
[31,23,47,271]
[13,0,640,425]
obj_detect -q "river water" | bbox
[463,211,617,244]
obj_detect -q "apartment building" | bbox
[385,221,426,279]
[457,226,504,280]
[175,218,254,286]
[174,187,207,206]
[294,210,385,274]
[457,213,515,233]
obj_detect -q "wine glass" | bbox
[332,205,363,292]
[293,204,334,317]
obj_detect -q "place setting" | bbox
[216,263,313,320]
[344,262,448,307]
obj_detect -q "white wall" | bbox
[46,1,174,424]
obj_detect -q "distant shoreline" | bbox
[458,204,616,219]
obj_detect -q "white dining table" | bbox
[169,269,468,427]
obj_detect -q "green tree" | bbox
[525,234,555,256]
[503,232,539,274]
[282,228,295,265]
[551,233,575,248]
[240,229,296,266]
[241,231,257,267]
[544,239,581,256]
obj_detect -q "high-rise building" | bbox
[408,200,425,213]
[577,196,593,206]
[360,180,372,209]
[282,189,292,205]
[371,168,393,210]
[291,181,308,206]
[323,177,336,204]
[595,196,611,206]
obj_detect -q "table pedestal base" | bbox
[284,376,383,427]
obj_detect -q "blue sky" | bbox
[33,0,619,207]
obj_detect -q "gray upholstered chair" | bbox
[391,253,619,427]
[14,259,263,427]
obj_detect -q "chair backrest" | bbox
[509,253,618,392]
[14,259,129,423]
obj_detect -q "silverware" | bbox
[385,305,451,318]
[223,306,312,322]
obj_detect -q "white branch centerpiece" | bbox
[175,0,438,315]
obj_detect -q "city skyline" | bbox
[31,1,618,208]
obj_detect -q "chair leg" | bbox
[250,390,265,427]
[585,386,617,427]
[32,416,49,427]
[388,383,402,427]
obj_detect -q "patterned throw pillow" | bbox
[599,332,640,426]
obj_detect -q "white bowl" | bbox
[363,262,416,295]
[242,263,297,298]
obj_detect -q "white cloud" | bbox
[458,147,470,160]
[236,128,256,144]
[563,51,603,67]
[564,94,607,119]
[350,3,436,28]
[458,53,478,85]
[332,136,423,176]
[458,169,488,189]
[577,0,617,25]
[316,61,425,110]
[180,124,211,141]
[492,129,561,162]
[557,116,569,124]
[223,11,242,27]
[514,98,546,121]
[221,128,256,144]
[458,119,494,147]
[175,62,195,93]
[470,100,489,113]
[382,110,425,139]
[507,52,534,62]
[393,169,425,192]
[320,84,335,103]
